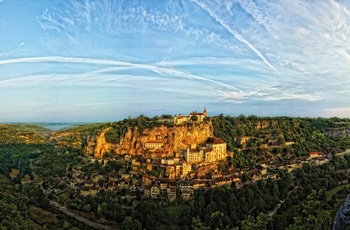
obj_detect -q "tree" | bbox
[191,115,199,122]
[191,217,210,230]
[278,136,286,145]
[121,216,142,230]
[241,213,272,230]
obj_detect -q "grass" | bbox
[29,206,58,225]
[326,183,350,201]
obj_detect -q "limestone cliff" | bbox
[83,122,214,158]
[324,128,350,138]
[50,122,214,158]
[115,122,214,157]
[88,127,118,158]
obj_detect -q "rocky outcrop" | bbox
[81,127,119,158]
[116,126,143,155]
[333,194,350,230]
[93,128,118,158]
[325,128,350,138]
[114,122,214,157]
[52,122,214,158]
[83,122,214,158]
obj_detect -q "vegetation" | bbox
[0,124,48,144]
[0,131,93,229]
[2,115,350,229]
[212,115,350,167]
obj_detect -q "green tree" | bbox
[241,213,272,230]
[191,115,199,122]
[191,217,210,230]
[121,216,142,230]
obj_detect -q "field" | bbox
[327,183,350,201]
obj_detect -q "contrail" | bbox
[191,0,277,72]
[0,56,244,93]
[0,56,133,66]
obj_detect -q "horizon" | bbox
[2,110,350,126]
[1,0,350,122]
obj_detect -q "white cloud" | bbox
[322,108,350,118]
[0,56,240,92]
[191,0,277,72]
[4,0,350,119]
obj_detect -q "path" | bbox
[268,202,282,216]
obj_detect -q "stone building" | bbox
[174,108,207,125]
[184,137,227,164]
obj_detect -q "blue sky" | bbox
[1,0,350,122]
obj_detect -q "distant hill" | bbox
[0,124,51,144]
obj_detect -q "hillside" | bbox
[212,115,350,167]
[0,124,51,145]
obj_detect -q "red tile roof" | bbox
[206,137,226,144]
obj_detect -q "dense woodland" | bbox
[1,115,350,229]
[0,142,94,229]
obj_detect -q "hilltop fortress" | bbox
[173,108,207,125]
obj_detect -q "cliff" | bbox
[86,127,118,158]
[86,122,214,158]
[324,128,350,138]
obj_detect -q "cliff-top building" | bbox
[174,108,207,125]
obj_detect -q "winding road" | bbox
[50,202,116,230]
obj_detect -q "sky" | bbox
[0,0,350,122]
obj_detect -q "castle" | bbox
[173,108,207,125]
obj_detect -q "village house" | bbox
[167,182,177,202]
[144,141,163,149]
[309,151,320,159]
[144,182,161,199]
[179,180,193,200]
[181,160,192,176]
[306,152,329,165]
[184,137,227,164]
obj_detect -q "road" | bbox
[50,202,117,230]
[268,202,282,216]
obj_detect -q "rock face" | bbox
[333,194,350,230]
[92,128,118,158]
[52,122,214,158]
[115,122,214,157]
[325,128,350,138]
[84,122,214,158]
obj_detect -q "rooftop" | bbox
[206,137,226,145]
